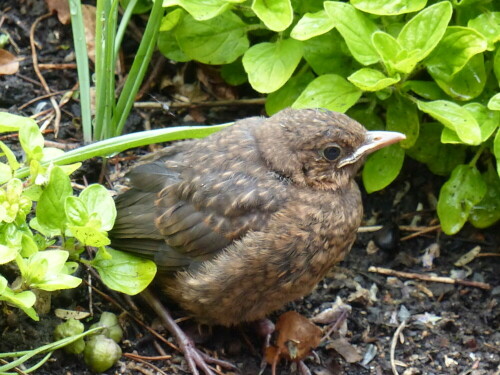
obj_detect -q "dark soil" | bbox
[0,2,499,375]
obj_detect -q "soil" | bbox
[0,2,499,375]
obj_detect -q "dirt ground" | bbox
[0,2,499,375]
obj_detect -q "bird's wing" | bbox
[110,139,289,272]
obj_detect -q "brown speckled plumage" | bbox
[110,108,404,326]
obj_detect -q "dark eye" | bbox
[321,145,342,161]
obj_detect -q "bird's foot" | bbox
[141,289,238,375]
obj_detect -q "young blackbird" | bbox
[110,108,405,373]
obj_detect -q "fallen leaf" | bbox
[265,311,322,366]
[0,49,19,75]
[326,337,362,363]
[82,5,97,64]
[45,0,71,24]
[454,245,481,267]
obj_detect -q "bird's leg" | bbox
[141,288,238,375]
[298,360,312,375]
[252,318,275,374]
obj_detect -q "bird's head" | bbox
[254,108,406,190]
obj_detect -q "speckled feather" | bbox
[111,108,368,326]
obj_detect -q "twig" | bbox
[390,319,407,375]
[134,98,266,110]
[368,266,492,290]
[38,63,77,70]
[81,278,180,352]
[125,357,168,375]
[400,225,441,241]
[43,140,80,150]
[123,353,172,361]
[29,12,62,136]
[19,90,70,110]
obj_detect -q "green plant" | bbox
[68,0,162,142]
[0,113,156,320]
[157,0,500,234]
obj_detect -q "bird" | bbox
[110,108,405,373]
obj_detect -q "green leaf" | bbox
[158,30,190,62]
[0,275,6,293]
[351,0,427,15]
[417,100,481,145]
[292,74,362,113]
[65,196,89,226]
[347,107,384,131]
[362,145,405,193]
[120,0,152,14]
[242,39,303,93]
[386,95,419,148]
[469,165,500,228]
[176,12,249,64]
[303,30,355,76]
[464,103,499,142]
[371,31,419,74]
[157,9,189,62]
[441,103,498,144]
[0,112,34,132]
[36,166,73,233]
[160,8,183,31]
[79,184,116,231]
[69,225,111,247]
[41,147,65,162]
[488,93,500,111]
[467,12,500,50]
[430,53,487,101]
[425,26,487,77]
[403,80,447,100]
[407,122,465,175]
[437,164,487,235]
[0,286,38,320]
[19,120,44,162]
[494,48,500,84]
[0,141,21,171]
[163,0,234,20]
[347,68,400,91]
[92,247,157,295]
[251,0,293,32]
[495,130,500,176]
[324,1,379,65]
[21,234,39,257]
[266,70,315,115]
[290,10,335,40]
[26,250,81,291]
[0,244,18,264]
[397,1,453,62]
[220,59,247,86]
[0,163,11,185]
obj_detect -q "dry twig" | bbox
[368,266,492,290]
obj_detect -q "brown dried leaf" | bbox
[326,337,362,363]
[454,245,481,267]
[0,49,19,75]
[45,0,71,24]
[265,311,322,365]
[311,297,351,325]
[82,5,97,64]
[196,65,238,100]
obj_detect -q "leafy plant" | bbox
[0,113,156,320]
[68,0,163,142]
[156,0,500,234]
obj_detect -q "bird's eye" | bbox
[321,145,342,161]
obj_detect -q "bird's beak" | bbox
[338,131,406,168]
